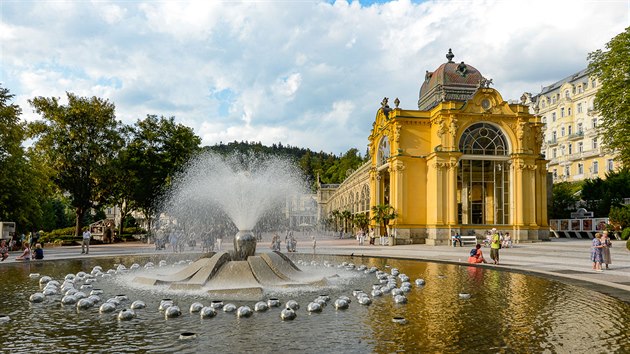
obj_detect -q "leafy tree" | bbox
[353,212,369,232]
[341,210,352,233]
[29,93,123,237]
[0,85,50,232]
[550,182,579,219]
[588,27,630,166]
[371,204,397,237]
[609,204,630,231]
[124,115,201,232]
[581,168,630,217]
[331,209,341,232]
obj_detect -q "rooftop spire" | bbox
[446,48,454,62]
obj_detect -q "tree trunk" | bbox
[75,207,85,237]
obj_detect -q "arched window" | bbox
[458,123,508,155]
[458,123,510,225]
[377,136,390,167]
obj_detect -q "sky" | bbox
[1,0,628,155]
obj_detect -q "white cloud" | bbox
[1,0,628,154]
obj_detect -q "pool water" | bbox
[1,254,629,353]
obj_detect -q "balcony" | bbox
[568,131,584,140]
[547,139,558,146]
[587,108,597,116]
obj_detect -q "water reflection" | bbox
[1,255,629,353]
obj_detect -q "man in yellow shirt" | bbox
[490,229,501,265]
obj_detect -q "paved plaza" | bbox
[3,235,629,302]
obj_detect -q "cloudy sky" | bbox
[1,0,628,155]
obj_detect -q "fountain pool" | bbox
[2,254,630,353]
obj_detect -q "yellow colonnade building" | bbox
[319,50,549,245]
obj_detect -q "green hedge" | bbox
[622,228,630,241]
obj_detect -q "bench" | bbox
[451,235,477,247]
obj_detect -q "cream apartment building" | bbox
[528,68,618,183]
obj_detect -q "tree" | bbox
[353,212,369,232]
[29,93,123,237]
[371,204,397,237]
[0,85,50,232]
[609,205,630,231]
[331,210,341,232]
[550,182,579,219]
[581,168,630,217]
[124,115,201,232]
[341,210,352,233]
[588,27,630,166]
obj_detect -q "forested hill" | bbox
[203,141,368,187]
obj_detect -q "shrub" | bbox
[40,227,77,243]
[626,237,630,251]
[621,228,630,241]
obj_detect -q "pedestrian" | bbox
[358,229,365,245]
[81,228,92,254]
[216,231,223,251]
[601,231,612,270]
[369,228,375,245]
[490,228,500,265]
[311,236,317,254]
[591,232,604,271]
[0,239,9,261]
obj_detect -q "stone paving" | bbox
[2,235,629,302]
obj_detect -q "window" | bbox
[561,145,566,155]
[577,103,582,113]
[578,163,584,175]
[542,100,546,108]
[457,123,510,225]
[552,112,556,122]
[568,126,573,135]
[561,127,565,137]
[577,123,583,133]
[568,143,572,154]
[607,159,614,171]
[578,142,583,153]
[578,86,583,94]
[542,116,546,124]
[553,148,557,158]
[568,108,571,116]
[592,138,598,149]
[592,79,597,88]
[592,118,597,128]
[565,90,570,98]
[593,161,599,174]
[552,131,557,141]
[552,96,557,104]
[553,169,558,179]
[561,108,565,117]
[565,166,570,177]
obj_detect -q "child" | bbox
[34,243,44,260]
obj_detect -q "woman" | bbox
[15,242,31,261]
[591,233,604,272]
[467,244,487,264]
[601,231,612,269]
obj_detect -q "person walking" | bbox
[81,228,92,254]
[591,232,605,272]
[601,231,612,270]
[490,229,501,265]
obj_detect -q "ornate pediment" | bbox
[460,88,517,115]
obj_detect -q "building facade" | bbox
[319,50,549,245]
[526,69,618,182]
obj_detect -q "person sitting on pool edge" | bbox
[467,244,487,264]
[16,242,31,261]
[33,243,44,260]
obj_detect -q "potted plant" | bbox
[371,204,398,246]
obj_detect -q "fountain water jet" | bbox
[134,152,328,300]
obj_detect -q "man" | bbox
[452,232,462,247]
[82,228,92,254]
[490,229,500,265]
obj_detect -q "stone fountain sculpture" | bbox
[134,152,326,300]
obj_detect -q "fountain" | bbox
[134,152,325,300]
